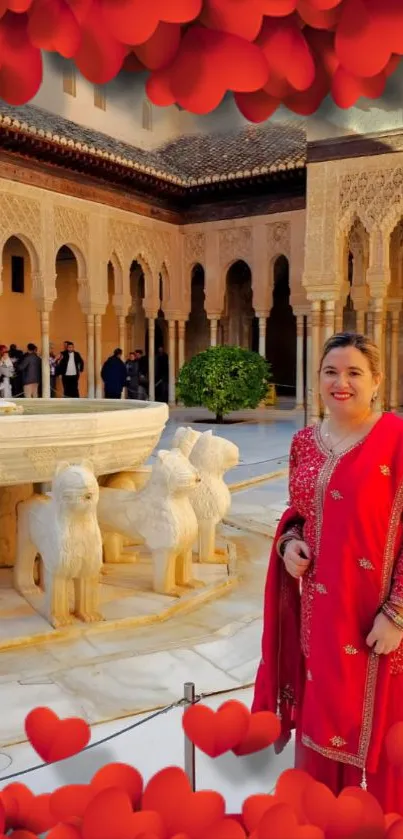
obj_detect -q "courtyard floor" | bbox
[0,406,299,798]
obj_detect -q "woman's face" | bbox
[319,345,381,418]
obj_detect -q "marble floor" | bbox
[0,413,294,756]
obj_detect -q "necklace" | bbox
[321,411,373,455]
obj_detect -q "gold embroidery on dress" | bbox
[344,645,359,655]
[330,736,347,748]
[358,558,375,570]
[380,465,391,476]
[316,583,327,594]
[331,489,343,500]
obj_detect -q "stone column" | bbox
[323,300,335,343]
[306,314,312,409]
[208,312,222,348]
[40,310,51,398]
[390,310,400,412]
[178,320,186,371]
[310,300,322,422]
[95,314,102,398]
[86,313,95,399]
[334,302,343,334]
[147,316,155,401]
[168,320,176,404]
[118,316,126,356]
[296,314,304,409]
[256,314,268,358]
[356,309,365,334]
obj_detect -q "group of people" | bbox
[254,331,403,812]
[101,346,169,401]
[0,341,84,398]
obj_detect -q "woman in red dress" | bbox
[252,332,403,811]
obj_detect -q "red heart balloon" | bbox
[242,794,277,833]
[388,819,403,839]
[25,707,90,763]
[302,781,336,830]
[1,784,35,832]
[182,700,250,758]
[90,763,143,808]
[234,90,280,122]
[208,817,246,838]
[256,802,299,839]
[20,793,56,834]
[50,784,94,821]
[232,711,281,755]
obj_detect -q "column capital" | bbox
[82,302,107,317]
[145,309,158,320]
[35,296,56,314]
[255,311,270,319]
[165,311,185,321]
[207,311,222,320]
[112,293,131,317]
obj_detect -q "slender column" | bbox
[178,320,186,370]
[310,301,321,422]
[307,314,312,409]
[258,316,267,358]
[209,318,218,347]
[148,317,155,401]
[373,298,385,407]
[334,303,343,333]
[40,311,50,398]
[168,320,176,405]
[323,300,335,343]
[390,310,400,412]
[356,309,365,335]
[118,316,126,356]
[86,314,95,399]
[296,314,304,409]
[95,314,102,398]
[367,310,374,339]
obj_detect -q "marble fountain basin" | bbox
[0,398,169,486]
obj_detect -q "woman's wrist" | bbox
[276,526,304,559]
[381,602,403,631]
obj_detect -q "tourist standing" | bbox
[126,351,139,399]
[19,343,41,398]
[57,341,84,398]
[101,348,127,399]
[9,344,23,397]
[253,332,403,811]
[136,349,148,399]
[49,346,57,397]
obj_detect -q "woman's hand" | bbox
[283,539,311,579]
[366,612,403,655]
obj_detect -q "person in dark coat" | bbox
[56,341,84,398]
[101,348,127,399]
[126,352,139,399]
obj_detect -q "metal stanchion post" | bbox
[183,682,196,791]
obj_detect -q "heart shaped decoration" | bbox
[50,784,94,821]
[232,711,281,756]
[182,700,250,758]
[90,762,143,808]
[25,707,90,763]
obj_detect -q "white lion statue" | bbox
[171,426,201,458]
[188,430,239,563]
[97,449,202,597]
[14,461,103,628]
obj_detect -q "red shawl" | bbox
[253,413,403,773]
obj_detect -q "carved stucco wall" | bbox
[0,176,306,321]
[0,179,180,316]
[182,209,306,317]
[303,152,403,303]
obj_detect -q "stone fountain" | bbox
[0,400,237,647]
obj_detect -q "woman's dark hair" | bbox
[319,332,381,377]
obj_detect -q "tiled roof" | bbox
[0,101,306,187]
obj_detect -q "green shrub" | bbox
[177,345,271,422]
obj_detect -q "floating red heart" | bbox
[25,707,90,763]
[232,710,281,756]
[182,700,250,758]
